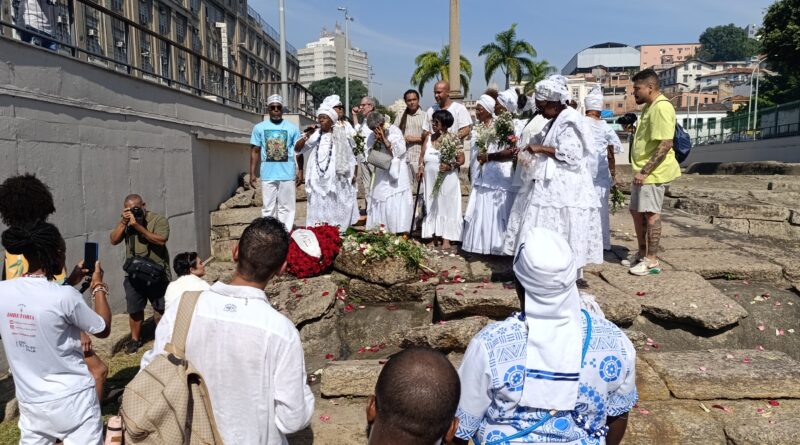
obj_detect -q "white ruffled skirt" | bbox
[306,182,359,231]
[462,185,515,255]
[367,188,413,234]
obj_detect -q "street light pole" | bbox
[337,7,353,115]
[753,62,762,138]
[278,0,288,105]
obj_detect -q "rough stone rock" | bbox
[0,375,15,422]
[334,250,417,286]
[644,349,800,400]
[296,183,308,202]
[397,316,490,353]
[658,235,732,251]
[300,311,343,375]
[465,254,514,282]
[288,396,367,444]
[266,275,337,326]
[210,207,262,227]
[346,279,435,304]
[338,302,431,358]
[242,173,252,190]
[321,354,467,398]
[600,267,748,330]
[658,249,784,282]
[436,282,519,319]
[203,261,235,284]
[621,400,726,445]
[622,329,648,349]
[210,225,229,240]
[427,251,473,283]
[3,398,18,423]
[705,399,800,445]
[581,274,641,327]
[219,189,254,210]
[713,217,750,234]
[92,313,137,358]
[211,239,236,261]
[636,356,671,401]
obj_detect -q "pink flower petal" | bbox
[343,304,354,312]
[319,415,331,422]
[776,328,785,336]
[638,408,651,415]
[757,324,766,331]
[357,347,366,354]
[325,353,334,360]
[768,400,780,407]
[699,366,707,372]
[725,353,735,359]
[743,357,752,364]
[756,345,765,351]
[712,404,732,413]
[636,291,647,297]
[757,408,766,414]
[322,291,330,297]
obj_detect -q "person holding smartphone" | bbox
[0,221,111,444]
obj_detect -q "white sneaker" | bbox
[621,252,643,267]
[629,259,662,276]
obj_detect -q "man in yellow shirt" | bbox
[626,69,681,276]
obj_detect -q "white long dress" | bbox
[586,118,623,251]
[462,123,515,255]
[366,125,413,233]
[421,137,463,241]
[503,107,603,268]
[301,129,359,230]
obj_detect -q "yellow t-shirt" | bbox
[631,95,681,184]
[3,253,66,283]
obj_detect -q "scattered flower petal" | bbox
[789,329,795,334]
[325,353,334,360]
[756,345,765,351]
[343,304,354,312]
[357,347,366,354]
[743,357,752,364]
[712,404,732,413]
[757,324,766,331]
[689,303,698,309]
[768,400,780,407]
[756,408,766,414]
[726,353,735,359]
[636,291,646,297]
[322,291,330,297]
[638,408,651,415]
[776,328,785,336]
[319,415,331,422]
[698,366,707,372]
[699,403,710,413]
[358,305,366,309]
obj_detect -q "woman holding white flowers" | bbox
[419,109,464,250]
[296,106,359,231]
[462,94,517,255]
[365,111,413,234]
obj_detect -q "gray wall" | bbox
[0,38,260,313]
[683,136,800,166]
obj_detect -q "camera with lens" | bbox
[130,206,145,225]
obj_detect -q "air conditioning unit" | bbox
[57,15,67,24]
[141,51,151,57]
[88,29,97,37]
[115,40,125,48]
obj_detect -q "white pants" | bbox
[261,180,296,230]
[18,386,103,445]
[358,161,374,210]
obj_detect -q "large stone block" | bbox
[621,400,726,445]
[265,275,337,326]
[396,316,490,353]
[334,251,417,286]
[600,268,747,330]
[346,279,434,304]
[321,360,383,397]
[706,399,800,445]
[436,282,519,319]
[658,249,784,282]
[747,219,794,240]
[644,350,800,400]
[717,203,791,222]
[210,207,262,227]
[636,356,670,401]
[211,239,235,261]
[466,255,514,282]
[219,190,255,210]
[713,217,750,234]
[582,274,641,327]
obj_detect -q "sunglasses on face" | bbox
[269,105,282,111]
[333,105,343,109]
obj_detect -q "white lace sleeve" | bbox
[553,125,583,167]
[605,125,623,154]
[388,126,407,159]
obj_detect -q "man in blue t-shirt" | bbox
[249,94,303,230]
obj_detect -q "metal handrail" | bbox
[0,0,314,117]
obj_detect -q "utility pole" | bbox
[338,7,353,114]
[448,0,462,99]
[278,0,288,105]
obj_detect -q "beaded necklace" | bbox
[315,131,334,177]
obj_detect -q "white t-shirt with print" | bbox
[422,101,473,135]
[0,277,106,403]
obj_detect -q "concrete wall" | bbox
[0,38,261,313]
[683,136,800,166]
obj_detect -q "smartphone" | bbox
[84,242,99,274]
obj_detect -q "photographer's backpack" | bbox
[120,291,224,444]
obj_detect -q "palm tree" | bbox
[522,60,557,95]
[479,23,538,89]
[410,45,473,97]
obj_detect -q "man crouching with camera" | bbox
[110,194,170,354]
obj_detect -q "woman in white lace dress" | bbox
[462,95,516,255]
[365,112,413,233]
[296,106,359,231]
[420,109,464,249]
[503,75,603,269]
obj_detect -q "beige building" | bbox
[638,43,701,70]
[298,24,369,87]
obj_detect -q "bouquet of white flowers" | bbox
[475,123,496,177]
[431,132,460,198]
[352,131,366,158]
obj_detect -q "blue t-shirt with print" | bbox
[250,119,301,181]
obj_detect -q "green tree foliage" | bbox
[308,77,368,111]
[759,0,800,103]
[410,45,472,97]
[479,23,538,89]
[697,24,760,61]
[522,60,557,95]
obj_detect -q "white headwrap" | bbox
[267,94,283,106]
[497,88,519,113]
[513,227,582,411]
[534,75,570,104]
[316,106,338,123]
[322,94,342,109]
[584,84,603,112]
[477,94,496,116]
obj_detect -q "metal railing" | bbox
[246,5,296,55]
[0,0,314,117]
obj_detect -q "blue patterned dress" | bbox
[456,312,637,444]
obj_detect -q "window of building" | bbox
[708,117,717,130]
[704,97,709,104]
[139,0,152,25]
[683,118,689,128]
[158,4,171,36]
[84,5,103,55]
[175,14,187,45]
[696,118,703,128]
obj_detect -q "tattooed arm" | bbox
[633,139,672,186]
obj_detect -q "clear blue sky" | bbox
[253,0,773,107]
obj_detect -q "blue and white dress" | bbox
[455,312,637,444]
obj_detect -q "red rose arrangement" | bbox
[286,224,342,278]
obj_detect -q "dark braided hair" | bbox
[1,221,65,280]
[0,174,56,227]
